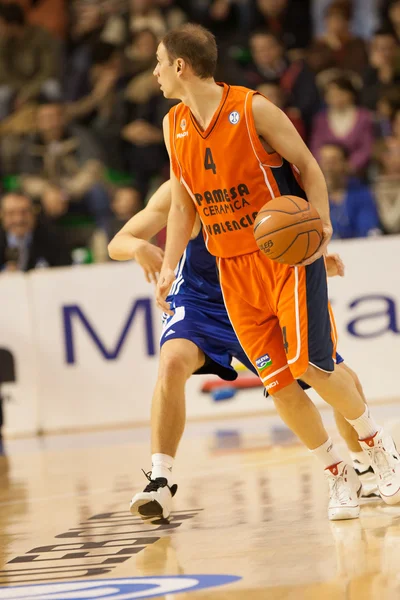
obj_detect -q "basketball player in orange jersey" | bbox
[109,180,378,521]
[152,24,400,521]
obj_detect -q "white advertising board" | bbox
[2,235,400,435]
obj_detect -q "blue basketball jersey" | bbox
[167,228,224,309]
[161,227,256,380]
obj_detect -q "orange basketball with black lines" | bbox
[253,196,323,265]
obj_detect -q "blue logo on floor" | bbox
[0,575,241,599]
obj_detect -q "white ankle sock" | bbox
[310,437,342,469]
[151,453,174,482]
[346,407,379,441]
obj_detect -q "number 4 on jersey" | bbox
[204,147,216,175]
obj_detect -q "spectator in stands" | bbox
[122,93,172,197]
[0,2,61,119]
[66,41,126,170]
[319,143,381,239]
[250,0,313,52]
[375,85,400,137]
[312,0,379,40]
[65,1,110,103]
[191,0,250,49]
[246,30,320,134]
[374,107,400,233]
[257,81,306,139]
[307,1,368,76]
[67,41,123,126]
[9,0,68,40]
[110,185,142,238]
[19,100,112,237]
[0,191,71,271]
[129,0,168,38]
[361,29,400,110]
[310,76,374,175]
[126,27,158,77]
[384,0,400,43]
[124,49,176,196]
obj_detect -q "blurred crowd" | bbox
[0,0,399,272]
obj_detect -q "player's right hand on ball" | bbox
[298,223,333,266]
[156,267,176,315]
[133,240,164,284]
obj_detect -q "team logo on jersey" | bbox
[228,111,240,125]
[256,353,272,371]
[180,118,187,131]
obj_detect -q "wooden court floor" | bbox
[2,405,400,599]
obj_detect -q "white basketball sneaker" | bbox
[352,458,379,500]
[130,471,178,520]
[325,462,361,521]
[359,429,400,505]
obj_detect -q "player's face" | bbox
[153,43,179,98]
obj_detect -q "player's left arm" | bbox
[252,94,332,265]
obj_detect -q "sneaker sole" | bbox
[360,491,380,499]
[130,498,165,519]
[380,488,400,505]
[328,506,360,521]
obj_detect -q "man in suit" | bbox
[0,191,71,271]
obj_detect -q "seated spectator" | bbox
[375,85,400,137]
[126,28,158,76]
[155,0,186,31]
[383,0,400,43]
[361,29,400,110]
[250,0,313,53]
[246,30,320,133]
[124,65,176,196]
[0,2,61,119]
[19,100,112,237]
[0,191,71,271]
[310,76,374,175]
[110,185,142,238]
[67,41,123,125]
[7,0,68,40]
[65,1,112,103]
[122,96,171,198]
[192,0,250,49]
[257,81,306,139]
[66,41,126,170]
[307,1,368,75]
[312,0,379,41]
[374,106,400,233]
[319,143,381,239]
[129,0,168,38]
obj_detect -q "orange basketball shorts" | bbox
[217,251,338,393]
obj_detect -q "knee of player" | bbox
[158,349,193,383]
[267,380,300,403]
[301,364,333,386]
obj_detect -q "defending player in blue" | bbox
[109,180,378,522]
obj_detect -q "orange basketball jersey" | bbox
[169,83,305,258]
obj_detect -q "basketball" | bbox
[253,196,323,265]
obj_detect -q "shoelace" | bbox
[368,447,394,483]
[141,469,168,492]
[329,472,352,505]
